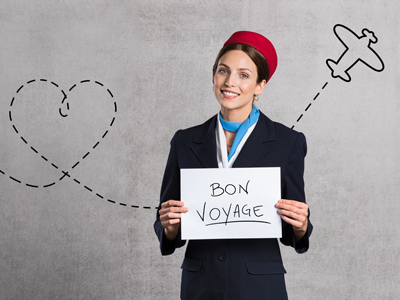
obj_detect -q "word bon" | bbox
[210,180,250,197]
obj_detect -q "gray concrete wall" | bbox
[1,1,399,299]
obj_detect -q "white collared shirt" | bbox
[215,113,258,168]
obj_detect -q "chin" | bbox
[220,101,251,111]
[219,101,237,110]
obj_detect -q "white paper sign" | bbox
[181,167,281,240]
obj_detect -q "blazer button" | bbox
[218,255,226,262]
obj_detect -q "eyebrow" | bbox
[239,68,253,73]
[218,63,253,73]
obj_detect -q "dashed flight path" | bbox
[2,79,156,210]
[291,81,329,130]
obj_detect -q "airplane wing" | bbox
[334,24,361,50]
[358,46,385,71]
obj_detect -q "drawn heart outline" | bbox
[5,79,117,187]
[2,78,161,210]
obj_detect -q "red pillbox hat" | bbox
[224,31,278,82]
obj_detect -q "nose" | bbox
[225,73,236,87]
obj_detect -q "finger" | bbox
[280,215,304,228]
[159,206,188,216]
[277,208,307,221]
[162,218,181,227]
[161,200,183,208]
[275,203,308,216]
[281,215,308,232]
[161,212,184,220]
[277,199,308,210]
[276,205,308,217]
[277,199,308,209]
[169,206,189,213]
[161,200,185,208]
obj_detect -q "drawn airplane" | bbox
[326,24,385,82]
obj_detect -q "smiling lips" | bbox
[221,89,240,99]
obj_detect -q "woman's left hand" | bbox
[275,199,308,241]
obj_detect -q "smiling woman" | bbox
[154,31,312,300]
[213,50,265,121]
[212,42,270,84]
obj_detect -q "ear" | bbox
[255,79,267,95]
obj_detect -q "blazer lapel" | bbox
[190,115,219,168]
[233,112,277,168]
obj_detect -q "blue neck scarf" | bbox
[219,106,259,161]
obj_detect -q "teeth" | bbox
[223,91,238,96]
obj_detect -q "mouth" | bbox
[221,89,240,98]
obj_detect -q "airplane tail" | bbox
[362,29,378,44]
[326,59,351,82]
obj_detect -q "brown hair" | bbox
[212,43,269,84]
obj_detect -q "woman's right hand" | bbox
[159,200,188,241]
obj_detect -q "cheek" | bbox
[214,73,228,85]
[241,82,256,93]
[213,75,221,86]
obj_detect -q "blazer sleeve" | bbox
[154,130,186,255]
[280,132,313,253]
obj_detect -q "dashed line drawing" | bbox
[291,81,328,130]
[291,24,384,129]
[2,79,157,210]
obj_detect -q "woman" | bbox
[154,31,312,300]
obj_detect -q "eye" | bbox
[218,69,228,74]
[240,73,249,78]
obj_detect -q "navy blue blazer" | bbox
[154,111,312,300]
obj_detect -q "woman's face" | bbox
[213,50,265,117]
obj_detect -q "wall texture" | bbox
[1,1,399,299]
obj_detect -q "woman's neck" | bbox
[220,106,253,123]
